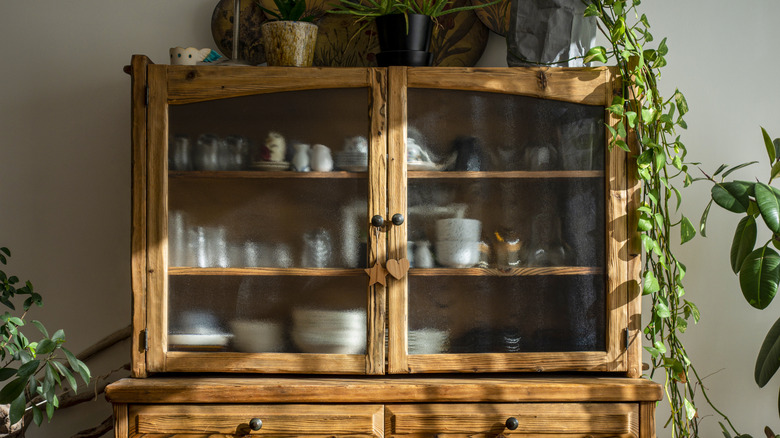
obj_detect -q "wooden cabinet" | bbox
[111,55,657,438]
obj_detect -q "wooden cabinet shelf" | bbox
[410,267,603,276]
[169,170,367,179]
[169,267,365,276]
[408,170,605,179]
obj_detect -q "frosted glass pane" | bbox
[168,178,368,269]
[406,88,605,172]
[407,178,604,268]
[408,275,605,353]
[168,275,367,354]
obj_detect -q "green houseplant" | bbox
[328,0,497,66]
[700,128,780,430]
[259,0,319,66]
[0,246,90,435]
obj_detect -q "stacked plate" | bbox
[334,151,368,172]
[292,308,366,354]
[230,319,284,353]
[250,160,290,171]
[408,328,449,354]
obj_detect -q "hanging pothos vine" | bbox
[580,1,743,437]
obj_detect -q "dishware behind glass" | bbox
[222,135,250,170]
[414,240,434,268]
[527,211,571,267]
[435,218,482,242]
[169,135,192,171]
[524,143,558,171]
[194,134,221,171]
[302,229,333,268]
[560,118,599,171]
[436,241,480,268]
[168,210,189,267]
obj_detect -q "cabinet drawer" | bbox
[385,403,638,437]
[129,404,384,437]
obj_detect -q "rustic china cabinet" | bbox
[106,54,661,437]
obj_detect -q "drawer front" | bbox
[386,403,639,437]
[129,404,384,437]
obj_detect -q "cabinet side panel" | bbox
[130,55,149,378]
[640,402,656,438]
[113,403,128,438]
[367,68,389,375]
[146,66,169,372]
[605,67,629,373]
[387,67,410,374]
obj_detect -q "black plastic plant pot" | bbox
[375,13,433,52]
[376,50,433,67]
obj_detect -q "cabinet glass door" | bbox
[145,67,387,374]
[387,68,630,373]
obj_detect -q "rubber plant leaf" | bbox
[731,215,757,274]
[756,182,780,234]
[739,246,780,310]
[711,181,753,213]
[755,315,780,387]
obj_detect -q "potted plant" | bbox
[328,0,497,66]
[0,246,90,436]
[259,0,319,66]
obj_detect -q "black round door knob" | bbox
[505,417,519,430]
[371,215,385,228]
[249,418,263,431]
[391,213,405,226]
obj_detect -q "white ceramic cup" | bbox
[436,241,480,268]
[435,218,482,242]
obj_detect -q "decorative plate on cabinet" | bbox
[314,4,488,67]
[470,0,511,36]
[211,0,268,65]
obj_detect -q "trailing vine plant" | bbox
[581,1,743,437]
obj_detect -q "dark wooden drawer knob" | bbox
[505,416,519,430]
[249,418,263,431]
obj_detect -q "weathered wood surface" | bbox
[386,403,638,437]
[106,376,663,404]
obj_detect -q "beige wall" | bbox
[1,1,779,437]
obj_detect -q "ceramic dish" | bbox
[168,333,231,347]
[250,161,290,171]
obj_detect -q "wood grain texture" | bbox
[145,65,169,373]
[406,67,610,105]
[408,267,602,276]
[387,67,410,374]
[408,170,604,179]
[168,267,365,276]
[640,402,656,438]
[367,67,388,375]
[106,376,662,404]
[406,352,610,373]
[385,403,638,437]
[169,170,369,179]
[166,66,372,104]
[604,66,630,373]
[113,403,128,438]
[163,352,368,374]
[131,404,384,436]
[130,55,149,378]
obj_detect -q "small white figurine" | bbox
[291,143,311,172]
[262,132,286,162]
[169,47,223,65]
[310,144,333,172]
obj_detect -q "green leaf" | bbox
[731,216,758,273]
[9,389,25,425]
[655,301,672,318]
[52,361,77,392]
[756,183,780,233]
[712,181,753,213]
[763,127,776,163]
[675,90,688,116]
[722,161,758,178]
[771,161,780,182]
[584,46,608,64]
[31,320,48,338]
[680,215,695,244]
[51,329,65,344]
[739,246,780,310]
[700,199,713,237]
[32,404,42,426]
[583,3,600,17]
[0,368,16,383]
[643,271,660,295]
[683,397,696,421]
[62,347,90,383]
[17,359,40,379]
[754,315,780,387]
[36,339,56,355]
[46,399,54,420]
[0,377,27,404]
[641,107,656,124]
[610,17,626,40]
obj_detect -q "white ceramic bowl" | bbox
[435,218,482,242]
[230,319,283,353]
[436,241,480,268]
